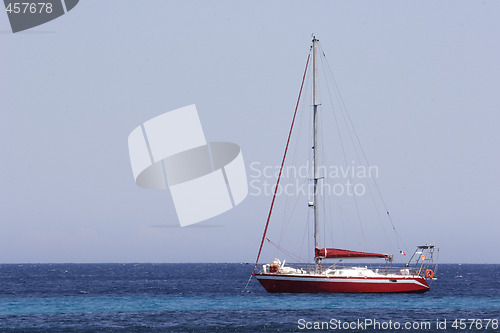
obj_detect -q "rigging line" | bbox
[315,82,325,248]
[318,107,337,249]
[278,180,307,253]
[266,238,309,264]
[364,174,392,247]
[322,177,327,247]
[318,52,352,250]
[320,53,390,249]
[308,199,312,261]
[300,204,312,262]
[332,85,405,252]
[320,120,329,249]
[307,76,313,205]
[319,48,368,247]
[316,65,333,249]
[315,91,335,249]
[332,193,345,247]
[252,49,312,270]
[321,49,407,252]
[314,62,337,249]
[278,76,310,249]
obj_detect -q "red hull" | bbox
[254,273,429,293]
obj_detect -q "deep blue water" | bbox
[0,264,498,332]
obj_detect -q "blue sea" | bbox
[0,264,498,332]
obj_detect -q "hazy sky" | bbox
[1,1,499,263]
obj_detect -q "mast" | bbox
[312,36,321,273]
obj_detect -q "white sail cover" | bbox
[128,105,248,226]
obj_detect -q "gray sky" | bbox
[1,1,499,263]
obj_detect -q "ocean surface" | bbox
[0,264,498,332]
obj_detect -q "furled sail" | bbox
[315,247,390,259]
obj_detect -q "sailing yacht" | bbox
[251,37,438,293]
